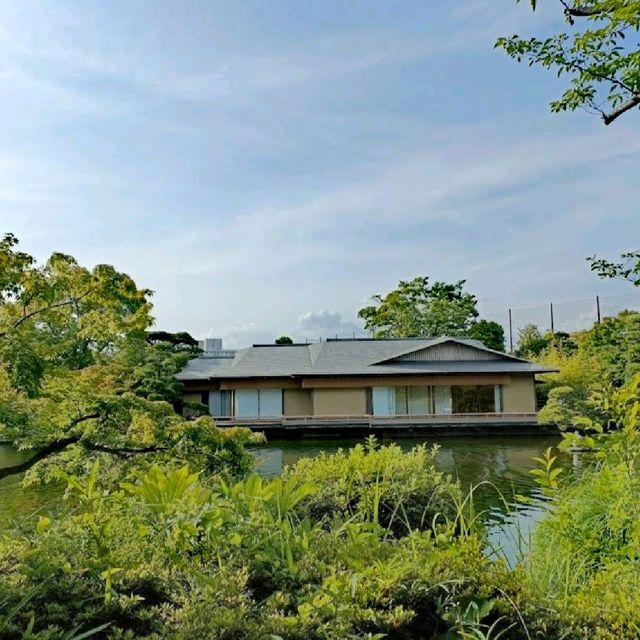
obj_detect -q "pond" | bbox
[1,433,565,562]
[0,445,64,530]
[253,433,565,563]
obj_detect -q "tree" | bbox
[147,330,201,352]
[515,324,551,358]
[275,335,293,344]
[467,319,506,351]
[582,309,640,384]
[496,1,640,125]
[0,234,259,484]
[358,277,479,338]
[587,250,640,285]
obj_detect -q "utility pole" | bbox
[508,308,514,354]
[550,302,555,334]
[596,295,601,324]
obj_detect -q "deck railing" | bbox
[213,412,538,426]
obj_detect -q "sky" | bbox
[0,0,639,348]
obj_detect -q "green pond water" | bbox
[0,434,566,561]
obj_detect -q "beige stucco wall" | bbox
[312,388,367,416]
[283,389,313,416]
[502,375,536,413]
[183,392,204,404]
[302,374,508,388]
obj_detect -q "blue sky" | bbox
[1,0,638,347]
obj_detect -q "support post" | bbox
[596,295,601,324]
[508,308,514,354]
[550,302,555,334]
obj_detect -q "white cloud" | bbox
[296,310,364,340]
[0,1,638,347]
[211,322,275,350]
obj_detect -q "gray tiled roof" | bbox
[177,337,556,380]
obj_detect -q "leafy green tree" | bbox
[496,1,640,125]
[275,335,293,344]
[582,309,640,384]
[0,234,259,485]
[115,338,194,409]
[515,324,551,358]
[358,277,479,338]
[147,330,201,352]
[588,250,640,285]
[534,310,640,427]
[467,320,506,352]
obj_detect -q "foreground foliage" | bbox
[527,375,640,639]
[497,1,640,125]
[0,444,502,639]
[3,432,640,639]
[285,439,461,535]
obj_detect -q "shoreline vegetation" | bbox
[0,236,639,638]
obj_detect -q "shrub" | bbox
[284,438,461,536]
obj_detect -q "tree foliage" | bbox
[536,310,640,427]
[147,330,201,352]
[467,319,506,352]
[587,250,640,285]
[515,324,552,358]
[358,277,479,338]
[275,335,294,344]
[496,1,640,125]
[0,234,260,484]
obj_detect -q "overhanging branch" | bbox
[603,94,640,125]
[0,436,80,480]
[559,1,605,19]
[84,443,168,458]
[0,411,168,480]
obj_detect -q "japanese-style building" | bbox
[177,337,555,431]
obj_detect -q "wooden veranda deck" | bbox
[212,413,546,435]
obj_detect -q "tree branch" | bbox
[0,411,168,480]
[559,0,604,18]
[83,443,168,458]
[603,94,640,125]
[558,57,640,124]
[0,436,80,480]
[0,284,102,339]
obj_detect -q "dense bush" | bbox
[0,449,525,640]
[285,438,460,536]
[525,376,640,639]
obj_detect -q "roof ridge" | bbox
[368,336,525,365]
[308,341,324,367]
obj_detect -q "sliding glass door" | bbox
[371,384,503,416]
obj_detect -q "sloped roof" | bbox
[177,337,556,381]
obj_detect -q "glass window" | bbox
[451,385,496,413]
[434,386,452,414]
[258,389,283,417]
[494,385,503,412]
[372,387,395,416]
[220,390,233,416]
[394,386,409,416]
[409,386,430,415]
[365,388,373,415]
[208,390,222,417]
[235,389,259,417]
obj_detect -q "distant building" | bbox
[177,337,556,429]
